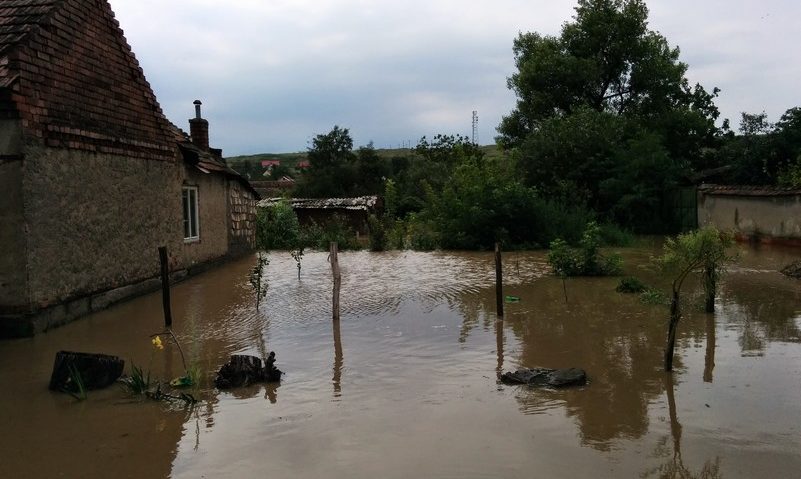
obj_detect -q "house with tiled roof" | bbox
[0,0,259,337]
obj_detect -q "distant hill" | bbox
[225,144,502,171]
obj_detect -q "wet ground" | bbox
[1,241,800,478]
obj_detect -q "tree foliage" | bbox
[255,199,301,250]
[497,0,721,232]
[548,222,623,276]
[656,226,735,370]
[297,126,390,197]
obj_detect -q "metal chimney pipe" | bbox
[193,100,202,119]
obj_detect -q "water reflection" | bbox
[333,319,343,398]
[640,374,723,479]
[495,318,504,378]
[471,273,679,449]
[2,246,801,478]
[703,315,716,383]
[719,271,801,356]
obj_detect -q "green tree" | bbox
[657,227,734,371]
[255,199,301,250]
[353,142,390,195]
[499,0,716,145]
[497,0,720,231]
[267,163,292,180]
[598,131,683,231]
[298,125,357,197]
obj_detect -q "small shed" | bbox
[259,196,383,236]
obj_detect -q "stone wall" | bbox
[21,146,183,309]
[698,186,801,243]
[228,180,257,255]
[179,167,229,267]
[0,145,254,337]
[0,159,27,311]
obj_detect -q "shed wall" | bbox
[698,193,801,240]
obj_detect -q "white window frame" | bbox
[182,185,200,242]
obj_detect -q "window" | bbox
[182,186,199,241]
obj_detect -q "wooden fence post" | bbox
[331,242,341,321]
[158,246,173,328]
[495,242,503,318]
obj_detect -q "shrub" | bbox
[300,215,361,250]
[616,276,647,293]
[548,222,622,276]
[639,289,668,305]
[405,214,440,251]
[256,199,300,250]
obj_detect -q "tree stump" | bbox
[49,351,125,392]
[214,353,282,389]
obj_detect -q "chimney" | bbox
[189,100,209,150]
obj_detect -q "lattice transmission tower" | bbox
[471,110,478,145]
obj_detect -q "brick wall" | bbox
[2,0,175,161]
[228,180,257,254]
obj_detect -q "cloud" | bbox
[109,0,801,154]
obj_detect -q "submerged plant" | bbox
[290,247,304,279]
[121,363,151,395]
[249,252,270,306]
[548,222,622,277]
[640,289,668,306]
[656,226,735,371]
[616,276,647,293]
[64,363,87,401]
[146,383,198,406]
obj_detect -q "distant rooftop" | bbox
[699,184,801,197]
[258,196,381,211]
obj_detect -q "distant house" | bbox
[260,159,281,168]
[0,0,259,337]
[296,160,310,169]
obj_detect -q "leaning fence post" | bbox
[158,246,173,328]
[330,242,341,321]
[495,242,504,318]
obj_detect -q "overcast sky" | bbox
[107,0,801,156]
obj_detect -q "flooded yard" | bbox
[1,242,800,478]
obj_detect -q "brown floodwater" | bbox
[1,241,800,478]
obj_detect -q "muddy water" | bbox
[1,242,800,478]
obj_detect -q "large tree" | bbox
[499,0,717,146]
[298,125,357,197]
[498,0,720,231]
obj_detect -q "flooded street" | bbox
[1,242,800,478]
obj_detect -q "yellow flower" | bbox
[152,335,164,350]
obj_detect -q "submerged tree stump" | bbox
[49,351,125,392]
[214,353,282,389]
[500,367,587,388]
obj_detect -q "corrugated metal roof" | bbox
[258,196,380,211]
